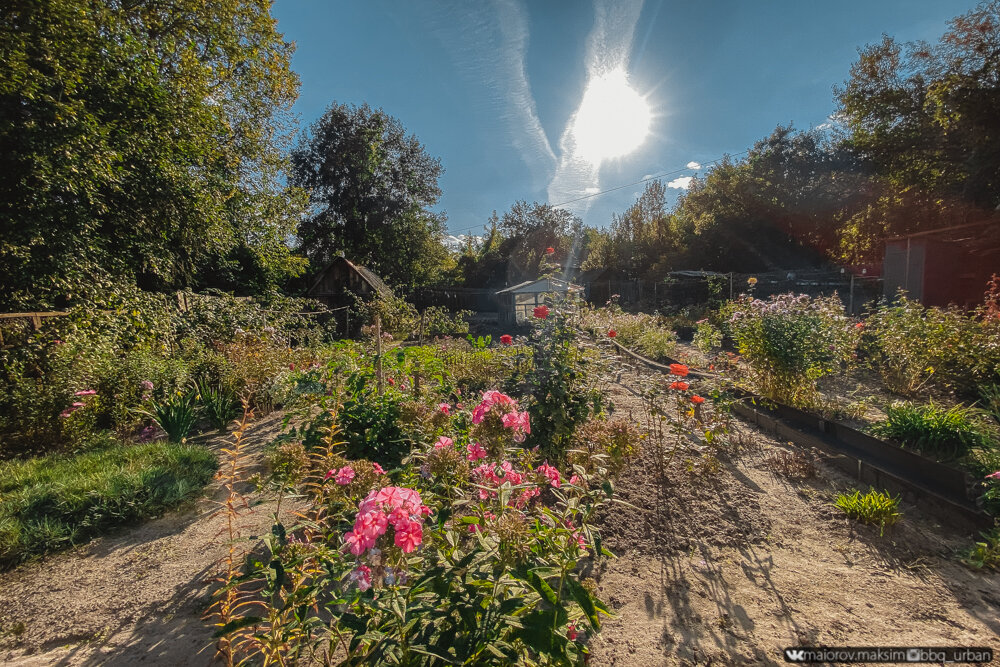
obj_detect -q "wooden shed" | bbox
[306,257,392,334]
[495,278,581,327]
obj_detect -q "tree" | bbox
[291,102,450,288]
[0,0,304,309]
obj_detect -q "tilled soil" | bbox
[0,412,300,666]
[591,370,1000,665]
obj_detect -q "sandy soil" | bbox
[591,368,1000,666]
[0,412,299,666]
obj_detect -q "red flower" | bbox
[669,363,689,377]
[691,395,705,404]
[500,334,513,345]
[607,330,617,338]
[545,247,555,255]
[670,381,689,391]
[533,305,549,319]
[855,322,864,330]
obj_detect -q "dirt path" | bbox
[591,370,1000,665]
[0,412,298,666]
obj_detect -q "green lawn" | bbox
[0,437,217,568]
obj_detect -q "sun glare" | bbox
[572,68,651,165]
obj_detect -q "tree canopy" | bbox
[291,102,451,288]
[0,0,305,309]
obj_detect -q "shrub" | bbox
[0,437,217,567]
[870,402,997,460]
[723,293,857,406]
[692,320,723,356]
[834,488,901,536]
[338,372,410,467]
[516,296,606,462]
[863,294,1000,396]
[197,379,238,431]
[580,305,676,361]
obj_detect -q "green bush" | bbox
[0,437,217,567]
[338,372,411,467]
[834,488,901,536]
[962,527,1000,571]
[863,295,1000,396]
[870,402,997,460]
[723,293,858,406]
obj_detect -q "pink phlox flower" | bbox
[372,462,386,475]
[343,530,366,556]
[323,469,335,482]
[437,402,450,415]
[456,402,464,409]
[569,474,581,486]
[140,380,154,391]
[466,442,487,462]
[387,506,410,529]
[434,436,453,450]
[72,401,85,408]
[335,466,355,485]
[393,519,423,553]
[74,389,97,397]
[567,622,578,641]
[986,471,1000,480]
[471,403,489,424]
[537,462,561,488]
[514,486,540,508]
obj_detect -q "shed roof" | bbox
[307,256,392,297]
[495,278,581,295]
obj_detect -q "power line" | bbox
[445,149,750,237]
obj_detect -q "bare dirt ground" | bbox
[591,367,1000,666]
[1,368,998,666]
[0,412,299,666]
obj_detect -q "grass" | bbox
[834,488,901,536]
[0,435,217,568]
[870,401,997,460]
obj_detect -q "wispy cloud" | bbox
[686,161,701,170]
[667,176,693,189]
[584,187,601,194]
[422,1,555,187]
[547,0,645,216]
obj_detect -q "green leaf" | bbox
[213,616,264,637]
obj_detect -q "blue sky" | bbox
[272,0,978,239]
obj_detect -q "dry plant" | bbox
[205,401,259,666]
[765,449,817,479]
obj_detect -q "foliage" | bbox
[0,0,304,309]
[140,389,200,444]
[516,296,607,462]
[834,488,902,536]
[292,102,451,288]
[692,320,724,356]
[579,304,677,362]
[337,372,410,468]
[862,295,1000,396]
[216,383,616,665]
[569,417,641,476]
[0,437,216,568]
[962,527,1000,571]
[871,402,998,461]
[198,379,238,432]
[723,293,858,406]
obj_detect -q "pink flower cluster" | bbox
[343,486,430,558]
[471,461,541,508]
[466,441,487,461]
[536,462,561,488]
[324,465,356,485]
[471,390,531,441]
[986,471,1000,481]
[60,389,97,418]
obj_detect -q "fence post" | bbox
[375,314,384,396]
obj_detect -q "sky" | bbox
[271,0,980,240]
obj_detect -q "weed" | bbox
[765,450,817,479]
[834,488,901,536]
[871,402,997,460]
[961,527,1000,571]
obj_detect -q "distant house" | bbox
[306,257,392,334]
[495,278,582,327]
[883,223,1000,309]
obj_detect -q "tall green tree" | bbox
[291,102,450,288]
[0,0,304,308]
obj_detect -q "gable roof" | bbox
[495,277,581,294]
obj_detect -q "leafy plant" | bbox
[197,378,238,431]
[338,372,410,467]
[141,389,199,443]
[692,320,723,356]
[723,293,858,406]
[962,527,1000,571]
[834,488,901,536]
[466,334,492,350]
[870,401,997,460]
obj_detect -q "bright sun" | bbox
[572,68,651,165]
